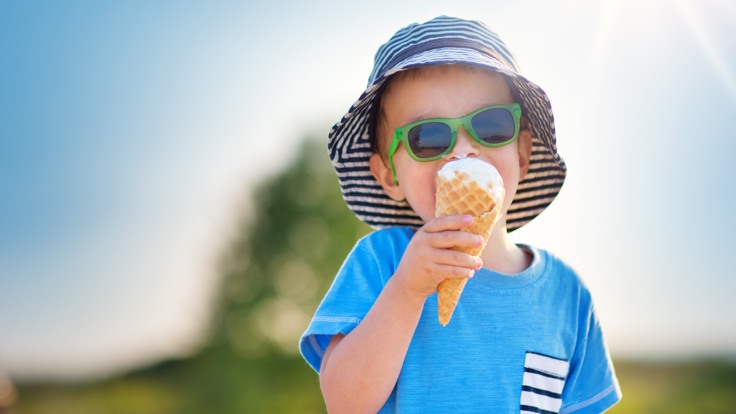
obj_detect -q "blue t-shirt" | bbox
[300,227,621,413]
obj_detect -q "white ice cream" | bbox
[438,158,504,201]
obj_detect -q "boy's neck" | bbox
[480,224,532,275]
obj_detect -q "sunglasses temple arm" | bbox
[389,157,399,185]
[387,134,401,185]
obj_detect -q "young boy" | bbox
[299,16,621,413]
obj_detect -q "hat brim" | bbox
[328,47,566,231]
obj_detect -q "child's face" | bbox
[369,65,532,224]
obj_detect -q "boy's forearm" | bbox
[320,276,426,413]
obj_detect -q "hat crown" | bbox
[368,16,519,87]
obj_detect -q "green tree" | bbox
[213,136,371,357]
[13,136,371,414]
[168,135,373,412]
[128,135,372,413]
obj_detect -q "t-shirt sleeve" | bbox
[560,302,622,413]
[298,238,393,373]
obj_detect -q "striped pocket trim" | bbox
[520,352,569,414]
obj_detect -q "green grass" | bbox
[11,358,736,413]
[609,359,736,414]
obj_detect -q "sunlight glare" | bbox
[584,0,617,92]
[674,0,736,104]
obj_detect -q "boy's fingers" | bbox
[422,215,474,233]
[433,263,477,279]
[433,250,483,270]
[428,230,484,250]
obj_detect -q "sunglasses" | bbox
[387,103,521,184]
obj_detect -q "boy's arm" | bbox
[319,215,482,413]
[320,276,425,413]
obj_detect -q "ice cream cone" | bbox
[436,158,504,326]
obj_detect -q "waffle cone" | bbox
[436,168,503,326]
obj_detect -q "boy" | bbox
[299,16,621,413]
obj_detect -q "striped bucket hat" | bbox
[328,15,566,231]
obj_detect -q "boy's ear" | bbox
[370,153,406,201]
[518,130,533,179]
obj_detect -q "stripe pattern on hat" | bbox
[328,15,566,231]
[370,16,519,83]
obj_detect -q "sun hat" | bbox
[328,15,566,231]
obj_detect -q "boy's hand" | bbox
[393,214,484,300]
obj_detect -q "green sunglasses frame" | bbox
[387,103,522,184]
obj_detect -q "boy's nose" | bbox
[446,127,480,160]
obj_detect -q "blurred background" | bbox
[1,0,735,413]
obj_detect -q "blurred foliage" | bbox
[609,359,736,414]
[211,136,371,357]
[10,136,736,413]
[14,136,371,413]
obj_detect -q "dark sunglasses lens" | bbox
[471,108,515,144]
[407,122,452,159]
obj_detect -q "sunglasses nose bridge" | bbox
[446,121,480,159]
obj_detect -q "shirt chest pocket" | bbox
[520,351,569,414]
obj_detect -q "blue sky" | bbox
[1,0,735,380]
